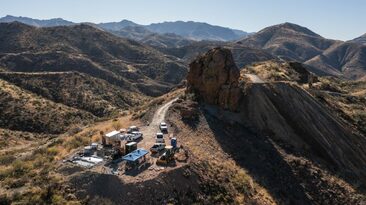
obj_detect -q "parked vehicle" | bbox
[156,132,165,143]
[157,146,175,165]
[159,122,168,132]
[127,126,139,133]
[126,131,143,141]
[150,143,166,153]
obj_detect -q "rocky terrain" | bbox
[1,14,366,205]
[182,47,366,203]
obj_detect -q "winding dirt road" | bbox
[139,98,178,150]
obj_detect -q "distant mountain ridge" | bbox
[0,15,248,41]
[237,22,366,80]
[0,15,74,27]
[145,21,248,41]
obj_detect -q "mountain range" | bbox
[0,15,249,41]
[0,21,187,134]
[237,22,366,80]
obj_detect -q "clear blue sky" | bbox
[1,0,365,40]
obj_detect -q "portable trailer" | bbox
[122,148,149,170]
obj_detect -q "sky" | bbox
[0,0,365,40]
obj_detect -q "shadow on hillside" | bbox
[201,110,312,205]
[69,166,201,205]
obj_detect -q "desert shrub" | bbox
[11,159,31,177]
[47,147,59,156]
[112,121,122,130]
[0,154,15,165]
[232,170,253,195]
[0,167,11,181]
[65,135,89,150]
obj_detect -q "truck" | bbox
[126,131,143,142]
[127,126,139,133]
[156,132,165,143]
[150,143,166,153]
[159,122,168,133]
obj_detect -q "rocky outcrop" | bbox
[186,47,366,186]
[187,47,241,111]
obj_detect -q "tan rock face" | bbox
[187,47,241,111]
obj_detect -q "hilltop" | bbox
[237,22,337,62]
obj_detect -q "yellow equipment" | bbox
[156,146,175,165]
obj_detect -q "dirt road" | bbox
[119,97,180,183]
[139,98,178,154]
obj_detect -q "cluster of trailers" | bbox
[68,122,178,173]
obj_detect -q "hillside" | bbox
[238,22,336,61]
[0,79,95,134]
[0,72,148,117]
[305,42,366,79]
[0,22,187,96]
[183,47,366,203]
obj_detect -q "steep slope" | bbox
[146,21,248,41]
[305,42,366,79]
[0,15,74,27]
[0,72,148,117]
[238,22,336,61]
[0,22,187,96]
[0,79,95,134]
[187,47,366,190]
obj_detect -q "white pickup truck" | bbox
[159,122,168,132]
[156,132,165,143]
[126,131,143,141]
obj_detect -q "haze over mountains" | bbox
[0,15,249,41]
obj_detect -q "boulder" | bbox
[187,47,241,111]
